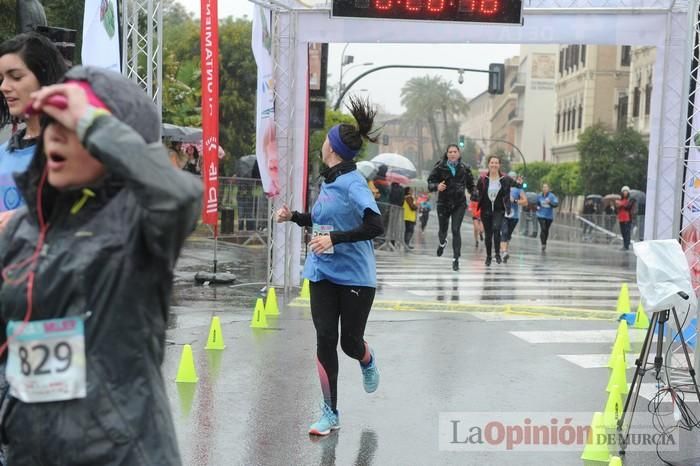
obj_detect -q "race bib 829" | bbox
[6,316,87,403]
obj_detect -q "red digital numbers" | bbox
[406,0,421,11]
[374,0,393,10]
[371,0,500,14]
[426,0,445,12]
[458,0,500,14]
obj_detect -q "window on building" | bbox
[556,112,560,133]
[645,83,652,116]
[620,46,632,67]
[568,108,574,131]
[572,45,579,70]
[581,45,586,66]
[559,49,564,75]
[578,104,583,129]
[632,86,641,118]
[617,94,629,131]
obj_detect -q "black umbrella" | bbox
[162,123,202,142]
[629,189,646,215]
[236,155,259,178]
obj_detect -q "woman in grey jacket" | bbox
[0,67,201,465]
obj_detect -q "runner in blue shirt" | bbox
[500,173,528,263]
[276,97,383,436]
[536,183,559,252]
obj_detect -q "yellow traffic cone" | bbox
[300,278,310,299]
[205,316,226,350]
[265,287,280,316]
[616,284,631,314]
[616,320,631,352]
[603,387,624,429]
[250,298,269,329]
[608,344,627,369]
[609,456,623,466]
[581,412,610,462]
[606,357,628,395]
[175,344,199,383]
[634,302,650,330]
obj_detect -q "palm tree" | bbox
[400,76,468,163]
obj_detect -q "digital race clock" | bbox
[332,0,523,24]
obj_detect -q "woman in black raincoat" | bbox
[0,67,201,465]
[427,144,474,271]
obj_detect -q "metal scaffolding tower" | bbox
[121,0,163,115]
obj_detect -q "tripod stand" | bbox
[617,305,700,456]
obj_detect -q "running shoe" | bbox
[485,256,492,266]
[502,252,509,263]
[495,255,502,264]
[309,402,340,436]
[436,242,447,257]
[452,259,459,271]
[361,349,380,393]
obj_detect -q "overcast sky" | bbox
[178,0,519,114]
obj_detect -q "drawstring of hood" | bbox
[70,188,96,215]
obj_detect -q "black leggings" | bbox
[437,203,466,259]
[482,211,504,258]
[538,218,553,245]
[310,280,375,411]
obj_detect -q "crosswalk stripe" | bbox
[509,329,647,343]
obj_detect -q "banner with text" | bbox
[201,0,220,225]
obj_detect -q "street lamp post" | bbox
[334,64,491,110]
[480,138,527,175]
[339,62,374,96]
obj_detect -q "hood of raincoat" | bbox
[16,66,162,224]
[0,66,200,465]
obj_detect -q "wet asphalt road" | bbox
[165,232,697,465]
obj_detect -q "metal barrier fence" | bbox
[217,177,269,245]
[516,211,645,245]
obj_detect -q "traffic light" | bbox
[488,63,505,95]
[522,181,528,189]
[458,135,465,149]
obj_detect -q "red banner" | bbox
[201,0,219,225]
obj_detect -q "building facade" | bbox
[512,45,558,165]
[373,116,435,178]
[551,45,631,162]
[488,56,520,161]
[459,90,493,166]
[627,46,656,138]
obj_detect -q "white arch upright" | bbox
[262,0,696,288]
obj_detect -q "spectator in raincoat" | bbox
[616,186,636,251]
[0,67,201,465]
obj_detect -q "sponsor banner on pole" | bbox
[81,0,120,71]
[252,6,280,197]
[201,0,219,225]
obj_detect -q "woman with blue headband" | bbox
[276,96,383,436]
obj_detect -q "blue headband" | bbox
[328,125,359,160]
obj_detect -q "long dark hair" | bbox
[0,32,68,127]
[338,95,379,150]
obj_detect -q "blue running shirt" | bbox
[303,170,380,287]
[0,139,34,212]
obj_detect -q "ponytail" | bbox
[338,95,379,151]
